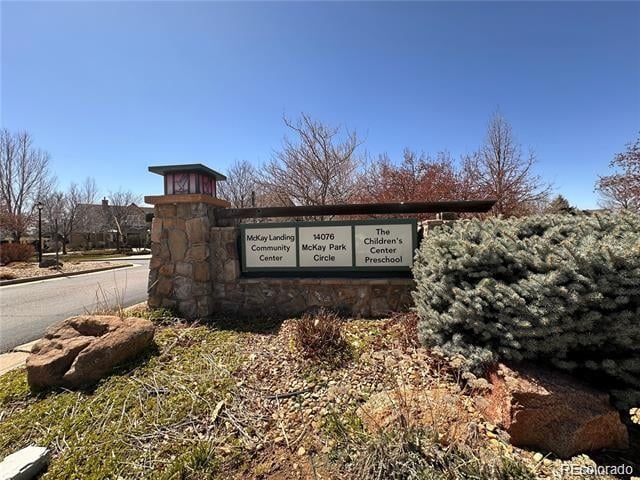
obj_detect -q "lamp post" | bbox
[37,201,43,265]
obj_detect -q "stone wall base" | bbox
[151,213,417,320]
[213,277,415,318]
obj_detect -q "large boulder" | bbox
[477,363,629,458]
[26,315,155,390]
[39,258,62,268]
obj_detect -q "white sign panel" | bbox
[242,220,415,271]
[354,224,413,267]
[298,226,352,267]
[244,227,297,268]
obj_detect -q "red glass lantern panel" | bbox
[174,173,190,194]
[201,175,212,195]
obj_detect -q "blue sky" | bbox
[2,1,639,209]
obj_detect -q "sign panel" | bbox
[354,224,413,268]
[243,227,297,269]
[240,219,417,273]
[298,225,352,267]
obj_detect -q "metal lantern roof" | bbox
[148,164,226,181]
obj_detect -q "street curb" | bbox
[0,263,135,287]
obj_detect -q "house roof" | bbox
[148,164,226,181]
[75,202,150,233]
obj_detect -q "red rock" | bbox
[478,363,628,458]
[26,315,155,390]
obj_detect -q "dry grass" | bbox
[0,327,244,479]
[292,309,349,360]
[320,361,535,480]
[383,312,421,351]
[86,275,129,317]
[1,313,624,479]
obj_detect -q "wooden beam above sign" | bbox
[218,199,496,219]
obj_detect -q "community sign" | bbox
[240,219,417,272]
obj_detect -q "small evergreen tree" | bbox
[412,212,640,408]
[545,195,572,214]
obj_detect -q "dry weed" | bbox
[293,308,349,360]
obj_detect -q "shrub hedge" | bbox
[412,212,640,408]
[0,243,35,265]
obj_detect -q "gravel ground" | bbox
[0,261,127,280]
[211,317,633,479]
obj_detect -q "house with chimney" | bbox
[68,198,153,250]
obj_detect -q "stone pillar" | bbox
[209,226,241,311]
[147,200,220,318]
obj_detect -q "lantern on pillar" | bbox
[148,164,226,197]
[145,164,230,207]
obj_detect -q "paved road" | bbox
[0,259,150,353]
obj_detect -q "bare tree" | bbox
[464,111,550,216]
[80,177,99,204]
[107,189,141,251]
[259,113,365,208]
[0,129,56,241]
[218,159,260,208]
[595,132,640,211]
[73,177,100,247]
[41,180,97,254]
[42,191,66,254]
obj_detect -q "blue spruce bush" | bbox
[412,212,640,408]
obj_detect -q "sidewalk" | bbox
[0,341,37,375]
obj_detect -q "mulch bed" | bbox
[0,261,127,281]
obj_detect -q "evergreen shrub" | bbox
[412,212,640,408]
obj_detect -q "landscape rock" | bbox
[478,363,629,458]
[38,258,62,268]
[356,386,475,444]
[0,445,49,480]
[26,315,155,390]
